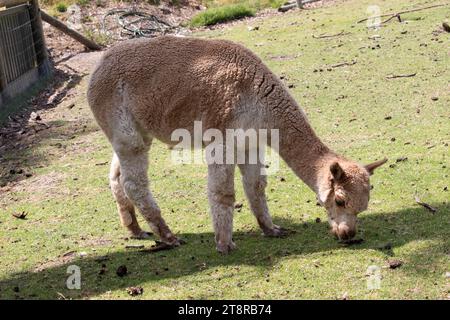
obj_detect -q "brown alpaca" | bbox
[87,36,387,254]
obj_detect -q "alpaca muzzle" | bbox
[331,221,357,240]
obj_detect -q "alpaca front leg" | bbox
[239,163,289,237]
[207,163,236,254]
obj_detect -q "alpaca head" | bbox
[317,158,387,240]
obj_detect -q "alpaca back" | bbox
[87,36,277,143]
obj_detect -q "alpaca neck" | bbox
[265,89,336,193]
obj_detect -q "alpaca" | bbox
[87,36,387,254]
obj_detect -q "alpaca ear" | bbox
[330,162,345,181]
[365,158,388,175]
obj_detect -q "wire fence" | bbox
[0,0,50,116]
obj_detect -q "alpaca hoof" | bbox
[130,230,153,239]
[216,241,236,254]
[161,234,182,246]
[263,225,290,237]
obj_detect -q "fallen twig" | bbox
[414,195,437,213]
[382,14,403,24]
[141,242,176,253]
[357,3,449,24]
[312,31,351,39]
[140,239,185,253]
[386,73,417,79]
[278,3,297,13]
[331,60,357,68]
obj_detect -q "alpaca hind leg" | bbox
[115,144,179,246]
[109,153,150,239]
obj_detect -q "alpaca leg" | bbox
[115,144,179,246]
[239,163,288,237]
[109,153,150,239]
[207,163,236,254]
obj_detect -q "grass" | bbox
[83,27,112,46]
[0,0,449,299]
[203,0,285,10]
[55,2,68,12]
[190,0,286,26]
[190,4,256,27]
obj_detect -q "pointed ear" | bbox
[330,162,345,181]
[365,158,388,175]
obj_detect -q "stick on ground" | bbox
[312,31,351,39]
[357,3,449,24]
[331,60,357,68]
[414,195,437,213]
[386,73,417,79]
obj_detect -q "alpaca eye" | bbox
[335,199,346,207]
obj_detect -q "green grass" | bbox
[190,4,256,27]
[191,0,286,27]
[77,0,90,6]
[202,0,285,10]
[0,0,449,299]
[55,2,68,12]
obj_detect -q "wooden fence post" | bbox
[40,10,102,51]
[28,0,50,75]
